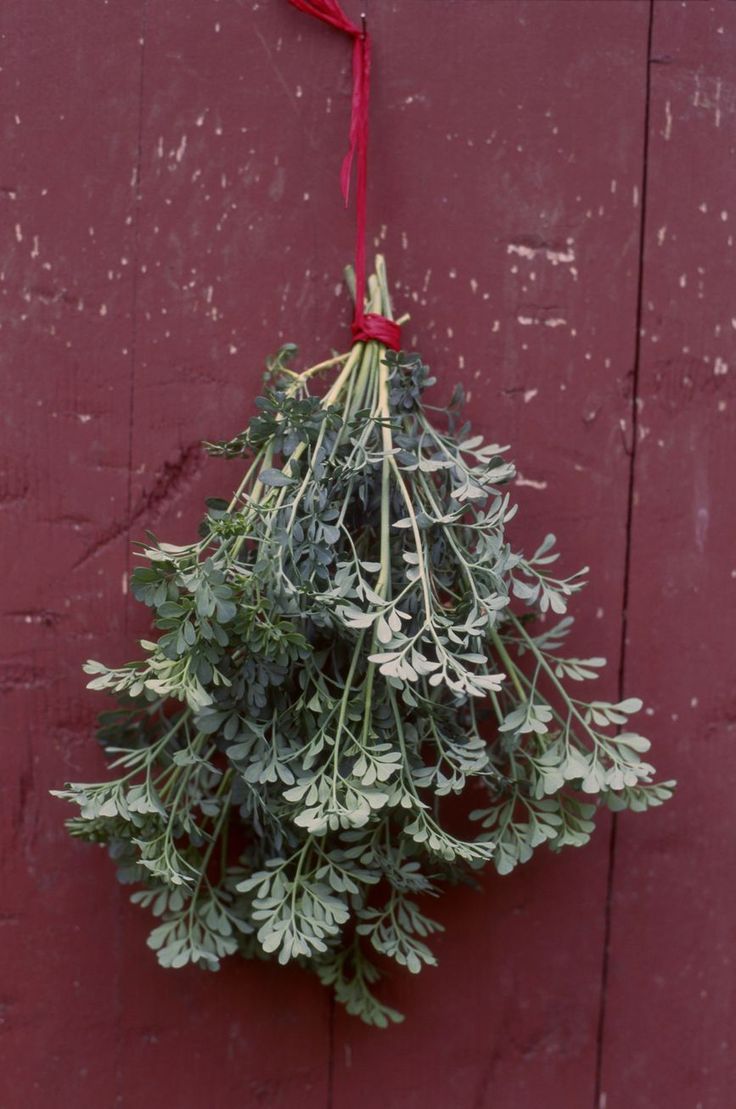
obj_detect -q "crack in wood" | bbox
[593,4,655,1106]
[70,441,204,571]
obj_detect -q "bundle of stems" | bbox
[54,256,673,1026]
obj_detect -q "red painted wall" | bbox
[1,2,733,1106]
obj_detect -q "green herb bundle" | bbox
[54,256,674,1027]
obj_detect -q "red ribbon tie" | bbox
[289,0,401,351]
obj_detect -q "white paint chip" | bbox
[663,99,673,141]
[515,473,548,490]
[507,241,575,265]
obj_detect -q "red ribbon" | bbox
[288,0,402,350]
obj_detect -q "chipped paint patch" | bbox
[515,472,548,490]
[663,99,673,141]
[507,240,575,265]
[693,73,725,128]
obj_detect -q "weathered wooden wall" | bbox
[1,2,733,1106]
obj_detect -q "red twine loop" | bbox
[288,0,401,351]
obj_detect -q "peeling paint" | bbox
[663,99,673,141]
[507,240,575,265]
[515,473,548,490]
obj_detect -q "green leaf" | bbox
[259,468,295,487]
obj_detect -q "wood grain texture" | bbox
[598,3,736,1107]
[0,1,731,1106]
[331,3,650,1107]
[0,3,144,1105]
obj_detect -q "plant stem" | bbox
[490,628,527,700]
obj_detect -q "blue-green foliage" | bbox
[53,265,673,1027]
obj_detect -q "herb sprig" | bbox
[54,256,674,1026]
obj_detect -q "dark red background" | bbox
[2,1,734,1106]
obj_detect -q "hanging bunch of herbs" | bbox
[54,257,674,1027]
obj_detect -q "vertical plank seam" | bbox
[593,3,655,1106]
[327,992,335,1109]
[116,4,149,1104]
[124,0,149,567]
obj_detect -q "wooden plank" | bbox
[328,2,651,1105]
[598,3,736,1107]
[0,2,144,1105]
[115,3,332,1105]
[1,2,333,1104]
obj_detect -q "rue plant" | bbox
[54,256,674,1027]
